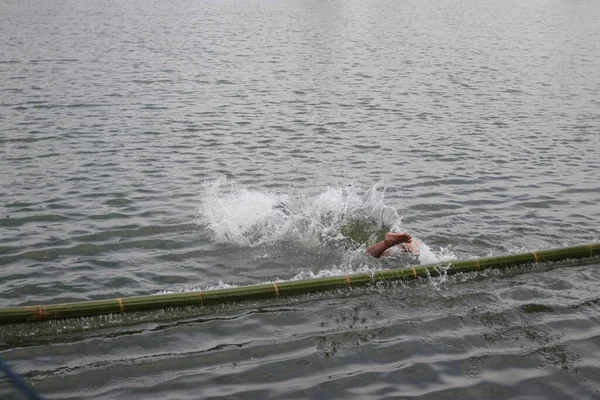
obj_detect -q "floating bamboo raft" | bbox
[1,243,598,324]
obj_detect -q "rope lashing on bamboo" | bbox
[1,243,598,324]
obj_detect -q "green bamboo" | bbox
[1,243,598,324]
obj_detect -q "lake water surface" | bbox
[1,0,600,398]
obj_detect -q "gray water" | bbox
[1,0,600,398]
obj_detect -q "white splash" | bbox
[196,176,457,269]
[155,280,238,295]
[197,176,292,246]
[418,243,457,264]
[197,176,403,247]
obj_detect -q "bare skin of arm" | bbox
[366,232,412,258]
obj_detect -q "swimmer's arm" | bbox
[366,233,412,258]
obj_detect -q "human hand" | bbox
[383,232,412,246]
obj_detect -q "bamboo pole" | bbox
[1,243,598,324]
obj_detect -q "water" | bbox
[1,0,600,398]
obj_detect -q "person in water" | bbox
[366,232,419,258]
[273,201,417,258]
